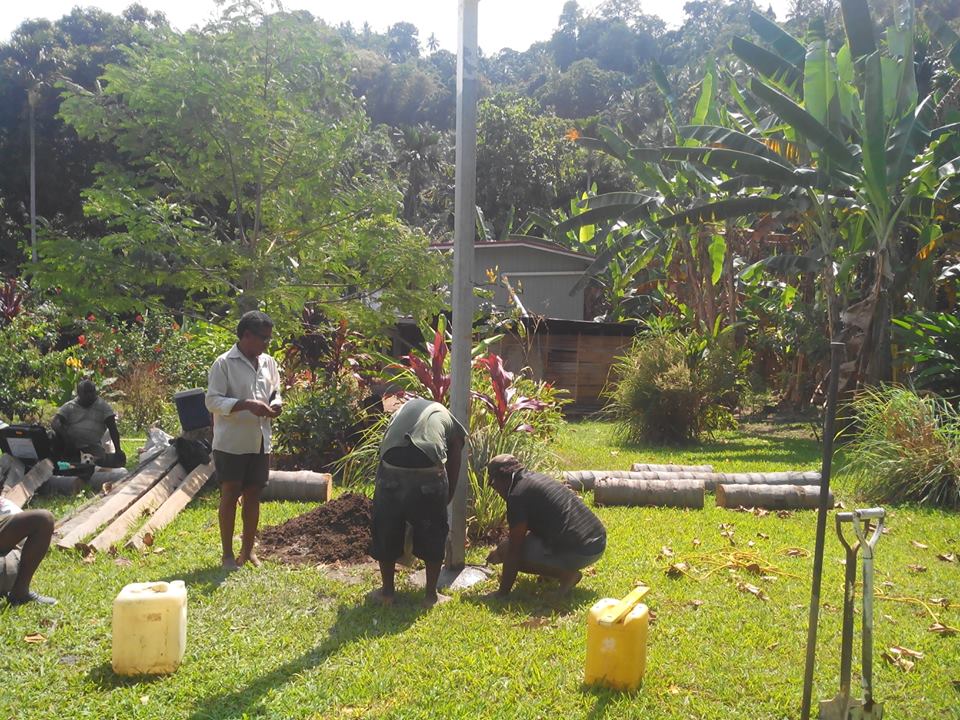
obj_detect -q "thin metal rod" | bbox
[447,0,479,570]
[800,341,845,719]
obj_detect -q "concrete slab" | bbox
[406,564,494,592]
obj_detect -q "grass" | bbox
[3,420,958,719]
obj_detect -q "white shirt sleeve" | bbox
[205,357,240,416]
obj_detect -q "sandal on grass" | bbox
[7,591,58,607]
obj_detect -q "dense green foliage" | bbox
[605,326,746,443]
[273,377,367,472]
[843,385,960,508]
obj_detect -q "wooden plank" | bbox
[56,447,178,550]
[127,461,214,551]
[0,455,26,494]
[84,463,187,554]
[54,447,166,532]
[2,460,54,507]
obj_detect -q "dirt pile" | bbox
[258,492,373,565]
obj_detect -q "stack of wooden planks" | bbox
[54,446,214,555]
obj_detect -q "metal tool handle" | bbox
[852,508,885,558]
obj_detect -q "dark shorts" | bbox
[213,450,270,490]
[370,460,448,563]
[521,534,605,572]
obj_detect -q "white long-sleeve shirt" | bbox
[205,344,282,455]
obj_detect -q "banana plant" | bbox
[566,1,959,390]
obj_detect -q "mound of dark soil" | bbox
[258,492,373,565]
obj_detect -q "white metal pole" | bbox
[448,0,479,569]
[29,92,37,264]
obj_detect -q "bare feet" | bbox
[366,588,395,606]
[421,592,452,608]
[558,570,583,595]
[237,552,261,567]
[222,556,239,570]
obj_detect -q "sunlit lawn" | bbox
[2,420,958,719]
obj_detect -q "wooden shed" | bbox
[491,317,638,413]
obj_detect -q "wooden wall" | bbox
[492,320,636,413]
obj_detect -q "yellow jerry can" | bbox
[584,585,650,691]
[112,580,187,675]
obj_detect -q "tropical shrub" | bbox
[894,312,960,400]
[0,306,65,421]
[842,386,960,509]
[605,327,745,444]
[467,353,567,540]
[274,375,367,472]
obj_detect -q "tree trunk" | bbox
[2,459,53,508]
[260,471,332,502]
[563,469,819,492]
[631,463,714,473]
[594,477,704,509]
[716,483,832,510]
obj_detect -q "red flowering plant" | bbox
[471,353,546,431]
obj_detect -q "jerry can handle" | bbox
[598,585,650,626]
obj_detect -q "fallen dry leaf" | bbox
[910,540,929,549]
[516,616,551,629]
[81,554,96,564]
[152,547,166,554]
[659,546,674,558]
[666,562,689,578]
[882,650,915,672]
[907,564,927,573]
[752,508,769,518]
[687,599,704,609]
[761,575,778,582]
[928,623,958,636]
[692,538,701,547]
[668,685,682,695]
[23,633,46,644]
[883,614,896,624]
[745,562,763,574]
[784,547,810,558]
[776,510,792,519]
[937,553,956,563]
[834,500,846,509]
[929,597,951,608]
[757,532,770,540]
[736,582,769,601]
[114,557,132,567]
[142,532,154,547]
[747,540,755,548]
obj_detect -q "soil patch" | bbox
[259,493,373,565]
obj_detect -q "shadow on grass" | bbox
[184,596,423,720]
[613,433,821,467]
[159,564,235,597]
[462,581,598,615]
[87,662,167,689]
[580,683,642,719]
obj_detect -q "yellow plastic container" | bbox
[584,585,650,691]
[112,580,187,675]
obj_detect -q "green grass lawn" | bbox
[3,421,958,719]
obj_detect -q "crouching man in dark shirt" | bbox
[486,454,606,598]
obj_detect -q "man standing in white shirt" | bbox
[205,311,282,569]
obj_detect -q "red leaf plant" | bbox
[472,352,546,430]
[402,323,450,404]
